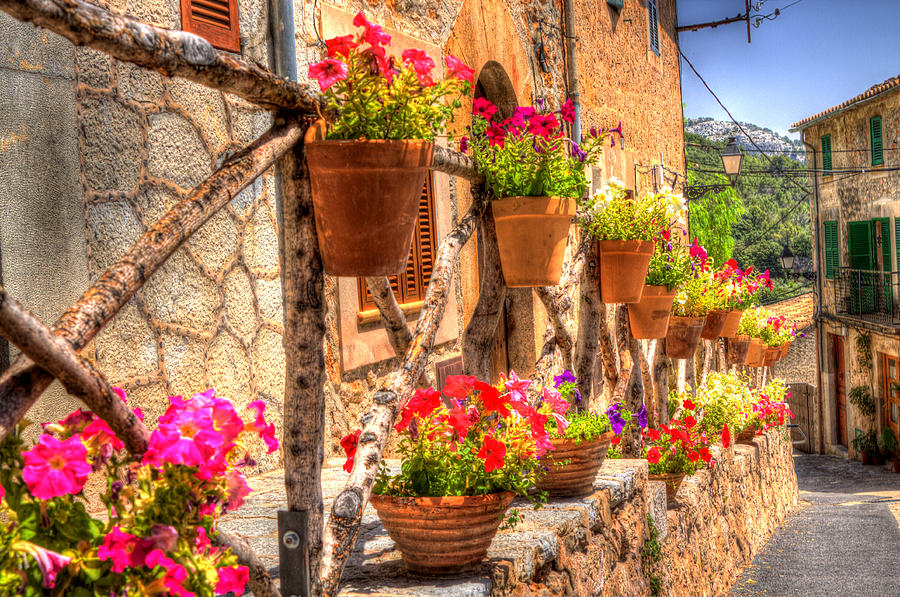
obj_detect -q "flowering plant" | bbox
[364,373,551,504]
[462,98,615,199]
[679,372,753,438]
[642,403,715,475]
[308,13,473,140]
[604,401,649,458]
[540,371,611,443]
[670,242,720,317]
[645,231,692,289]
[743,379,792,434]
[579,181,686,242]
[713,260,772,310]
[0,388,278,595]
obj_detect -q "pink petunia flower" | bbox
[325,34,358,58]
[308,58,347,91]
[401,48,435,86]
[97,526,148,572]
[15,541,71,588]
[559,98,576,123]
[503,370,532,406]
[486,122,507,147]
[445,54,474,83]
[145,550,194,597]
[527,113,559,138]
[473,97,498,121]
[22,434,92,500]
[224,470,252,511]
[216,565,250,595]
[353,12,391,46]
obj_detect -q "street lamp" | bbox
[780,244,795,272]
[720,136,744,185]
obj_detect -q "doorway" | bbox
[882,353,900,442]
[831,333,847,446]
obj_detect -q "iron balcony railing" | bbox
[833,267,900,326]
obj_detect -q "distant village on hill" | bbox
[685,117,807,162]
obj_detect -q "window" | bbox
[357,175,437,314]
[607,0,624,8]
[648,0,659,55]
[870,116,884,166]
[821,133,832,176]
[847,219,892,314]
[882,354,900,439]
[823,220,838,279]
[180,0,241,52]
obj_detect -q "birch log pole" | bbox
[597,302,619,402]
[573,240,601,409]
[651,338,670,425]
[0,118,302,443]
[365,277,414,356]
[318,193,487,596]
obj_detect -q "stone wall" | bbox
[338,429,798,597]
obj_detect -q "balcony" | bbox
[833,267,900,326]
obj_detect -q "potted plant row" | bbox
[305,14,474,276]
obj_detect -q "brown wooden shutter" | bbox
[358,175,436,312]
[181,0,241,53]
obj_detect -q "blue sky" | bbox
[677,0,900,138]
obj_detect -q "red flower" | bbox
[447,408,473,438]
[611,435,621,446]
[646,446,662,464]
[473,97,498,121]
[721,423,731,449]
[699,447,712,463]
[340,429,361,473]
[661,228,671,241]
[486,122,507,147]
[325,35,358,58]
[477,382,509,416]
[477,435,506,472]
[443,375,477,399]
[395,388,442,431]
[445,54,474,83]
[645,428,660,441]
[353,12,391,46]
[682,415,697,429]
[308,58,347,91]
[559,98,576,123]
[687,450,700,463]
[401,48,435,86]
[682,398,696,411]
[527,113,559,138]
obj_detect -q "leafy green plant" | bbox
[671,269,719,317]
[879,428,898,457]
[309,13,472,140]
[645,237,692,289]
[856,334,873,372]
[852,429,879,456]
[642,514,664,596]
[849,385,876,419]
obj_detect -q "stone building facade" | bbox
[0,0,686,464]
[791,75,900,460]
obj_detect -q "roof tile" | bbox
[791,75,899,130]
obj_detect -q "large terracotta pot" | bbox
[665,315,706,359]
[537,431,615,497]
[745,338,766,367]
[725,335,751,365]
[628,285,676,339]
[763,346,779,367]
[700,309,729,340]
[597,239,655,303]
[370,491,515,574]
[648,472,685,506]
[720,309,744,338]
[492,197,576,287]
[779,341,792,360]
[306,138,433,276]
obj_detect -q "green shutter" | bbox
[848,220,876,314]
[871,116,884,166]
[821,134,833,175]
[876,217,892,312]
[824,220,838,279]
[607,0,624,8]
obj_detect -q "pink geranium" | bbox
[445,54,474,83]
[308,58,347,91]
[22,434,91,500]
[216,565,249,595]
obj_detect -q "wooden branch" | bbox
[365,277,414,357]
[597,302,618,403]
[280,134,326,592]
[573,239,600,409]
[431,146,485,184]
[462,203,506,381]
[611,306,632,403]
[214,530,281,597]
[0,0,322,111]
[318,191,488,597]
[0,117,303,443]
[651,338,670,426]
[0,285,149,455]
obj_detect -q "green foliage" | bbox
[642,514,664,596]
[671,269,720,317]
[555,411,612,443]
[852,429,879,456]
[848,385,876,419]
[856,334,873,371]
[645,240,693,288]
[685,169,744,265]
[579,181,686,242]
[879,428,898,456]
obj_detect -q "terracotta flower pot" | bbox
[648,472,685,506]
[861,451,875,466]
[370,491,515,574]
[745,338,766,367]
[700,309,728,340]
[725,335,751,365]
[763,346,779,367]
[665,315,706,359]
[892,457,900,474]
[305,138,434,276]
[779,341,792,360]
[597,239,655,303]
[537,432,615,497]
[628,285,676,339]
[492,197,576,287]
[719,309,744,338]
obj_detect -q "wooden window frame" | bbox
[821,133,832,176]
[870,115,884,167]
[181,0,241,53]
[883,353,900,432]
[648,0,660,56]
[356,174,437,323]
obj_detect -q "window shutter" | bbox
[181,0,241,52]
[875,217,892,312]
[821,134,832,175]
[823,220,838,279]
[870,116,884,166]
[357,175,436,311]
[847,220,874,270]
[607,0,624,8]
[648,0,660,55]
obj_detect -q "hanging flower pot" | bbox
[745,338,766,367]
[492,197,576,287]
[597,240,655,303]
[779,341,792,360]
[763,346,779,367]
[648,472,685,507]
[725,335,751,365]
[700,309,729,340]
[628,285,676,339]
[720,309,744,338]
[665,315,706,359]
[305,138,434,276]
[371,491,514,574]
[537,432,615,497]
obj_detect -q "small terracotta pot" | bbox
[725,335,751,365]
[306,138,433,276]
[665,315,706,359]
[492,197,576,287]
[537,431,615,497]
[745,338,766,367]
[700,309,729,340]
[763,346,779,367]
[370,491,515,574]
[720,309,744,338]
[861,451,875,466]
[597,239,655,303]
[779,341,792,360]
[628,285,676,339]
[648,472,685,506]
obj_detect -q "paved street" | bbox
[730,453,900,597]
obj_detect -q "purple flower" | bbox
[606,403,628,435]
[459,136,469,153]
[570,142,587,162]
[634,404,648,429]
[554,370,577,388]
